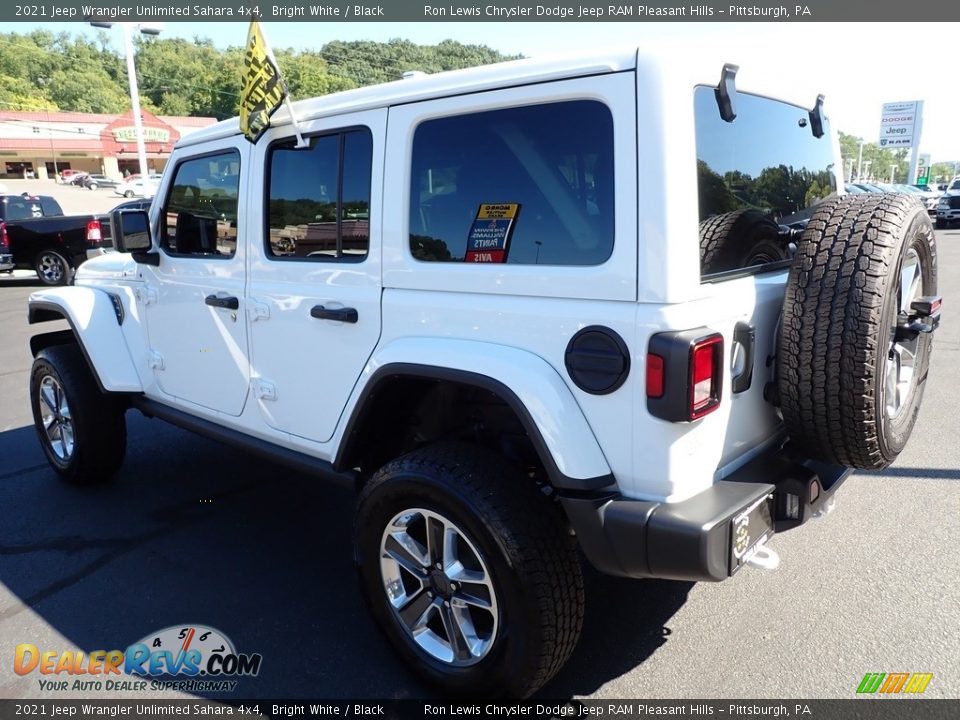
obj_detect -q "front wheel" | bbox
[35,250,73,286]
[87,183,98,191]
[124,190,134,198]
[354,443,584,697]
[30,345,127,484]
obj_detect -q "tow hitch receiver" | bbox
[895,296,941,341]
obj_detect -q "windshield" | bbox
[695,86,837,277]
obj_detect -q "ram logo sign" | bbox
[856,672,933,694]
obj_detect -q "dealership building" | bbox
[0,108,217,180]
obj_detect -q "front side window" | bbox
[695,86,837,277]
[160,150,240,258]
[409,100,614,266]
[266,128,373,261]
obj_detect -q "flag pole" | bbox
[258,22,308,148]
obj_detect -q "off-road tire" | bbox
[354,442,584,698]
[30,345,127,484]
[35,250,73,286]
[699,209,787,275]
[778,193,937,469]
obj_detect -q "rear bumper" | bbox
[561,445,850,582]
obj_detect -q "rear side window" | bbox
[695,86,837,278]
[39,198,63,216]
[266,128,373,261]
[160,150,240,258]
[1,196,60,220]
[409,100,614,266]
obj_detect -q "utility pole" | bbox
[88,20,164,179]
[907,101,924,185]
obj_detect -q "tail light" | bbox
[0,222,8,250]
[689,335,723,419]
[86,219,102,244]
[646,353,664,398]
[647,328,724,422]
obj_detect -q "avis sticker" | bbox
[465,203,520,263]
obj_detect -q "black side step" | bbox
[131,397,357,489]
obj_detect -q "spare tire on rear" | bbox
[778,193,938,469]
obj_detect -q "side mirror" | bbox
[113,209,152,252]
[113,209,159,265]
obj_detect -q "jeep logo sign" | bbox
[878,100,921,149]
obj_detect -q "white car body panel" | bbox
[137,137,251,417]
[356,336,612,482]
[246,108,387,443]
[28,286,143,393]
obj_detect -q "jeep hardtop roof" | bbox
[178,49,636,148]
[178,47,825,150]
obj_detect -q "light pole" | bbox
[856,140,865,181]
[88,20,163,179]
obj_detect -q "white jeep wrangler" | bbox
[27,50,940,697]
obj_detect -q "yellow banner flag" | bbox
[239,21,287,143]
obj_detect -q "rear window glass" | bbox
[695,86,837,277]
[409,100,614,266]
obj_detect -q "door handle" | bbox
[310,305,358,323]
[205,294,239,310]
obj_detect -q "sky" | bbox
[13,20,960,162]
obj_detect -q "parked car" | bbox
[68,172,90,186]
[122,173,163,183]
[936,178,960,228]
[844,183,867,194]
[0,221,12,272]
[893,184,939,215]
[0,194,111,285]
[58,169,84,184]
[26,51,940,697]
[113,177,158,198]
[81,174,122,191]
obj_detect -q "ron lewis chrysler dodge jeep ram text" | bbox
[26,51,940,697]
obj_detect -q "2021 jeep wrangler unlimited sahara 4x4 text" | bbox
[27,51,940,697]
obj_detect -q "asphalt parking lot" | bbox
[0,220,958,700]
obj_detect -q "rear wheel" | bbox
[30,345,127,484]
[35,250,72,286]
[87,183,98,191]
[124,190,134,198]
[778,194,937,469]
[355,443,584,697]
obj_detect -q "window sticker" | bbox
[464,203,520,263]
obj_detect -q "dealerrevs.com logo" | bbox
[856,672,933,695]
[14,624,262,693]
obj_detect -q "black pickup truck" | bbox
[0,194,112,285]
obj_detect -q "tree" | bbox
[0,30,519,119]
